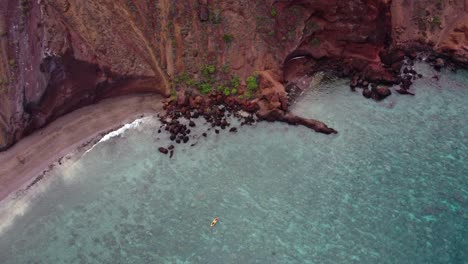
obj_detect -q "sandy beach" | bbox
[0,94,164,201]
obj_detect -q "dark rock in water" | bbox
[229,127,237,133]
[373,86,391,101]
[401,77,412,90]
[170,150,174,158]
[403,67,409,74]
[189,120,196,127]
[158,147,169,154]
[396,88,415,95]
[257,109,337,134]
[170,134,176,141]
[362,88,372,98]
[176,139,181,144]
[168,145,175,150]
[417,74,423,78]
[158,129,161,133]
[202,132,207,137]
[183,136,189,143]
[215,129,220,134]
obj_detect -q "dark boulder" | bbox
[362,88,372,98]
[158,147,169,154]
[372,86,392,101]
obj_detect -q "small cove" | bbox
[0,63,467,263]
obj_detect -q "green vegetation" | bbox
[222,34,234,44]
[242,74,259,99]
[173,72,197,87]
[431,16,442,28]
[170,88,177,100]
[199,83,213,94]
[231,76,240,88]
[270,7,277,17]
[201,64,216,77]
[171,66,258,99]
[223,87,231,96]
[246,75,259,92]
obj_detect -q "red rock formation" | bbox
[0,0,466,149]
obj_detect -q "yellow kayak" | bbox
[210,217,219,227]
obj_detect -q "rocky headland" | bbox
[0,0,467,150]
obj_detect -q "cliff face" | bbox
[0,0,467,150]
[392,0,468,63]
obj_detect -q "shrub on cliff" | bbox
[222,34,234,44]
[246,75,259,92]
[270,8,277,17]
[199,83,212,94]
[201,65,216,78]
[231,76,240,88]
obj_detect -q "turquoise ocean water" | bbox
[0,63,467,263]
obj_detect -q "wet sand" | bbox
[0,94,164,201]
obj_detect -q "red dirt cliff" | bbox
[0,0,466,150]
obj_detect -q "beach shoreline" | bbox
[0,94,164,202]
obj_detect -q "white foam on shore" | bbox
[0,174,54,236]
[0,117,152,236]
[0,197,30,236]
[84,117,150,155]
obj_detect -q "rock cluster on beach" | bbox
[155,92,259,157]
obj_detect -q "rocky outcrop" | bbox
[0,0,466,150]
